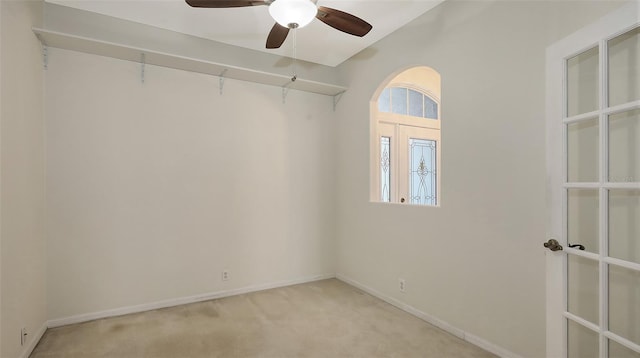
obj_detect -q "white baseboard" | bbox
[48,273,335,328]
[336,274,522,358]
[19,321,47,358]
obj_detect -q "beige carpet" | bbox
[31,279,496,357]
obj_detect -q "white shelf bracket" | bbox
[140,53,146,84]
[42,45,48,70]
[219,69,228,95]
[333,90,346,111]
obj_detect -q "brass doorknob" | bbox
[544,239,563,251]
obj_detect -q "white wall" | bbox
[334,1,627,357]
[1,1,3,354]
[0,1,47,357]
[44,48,336,320]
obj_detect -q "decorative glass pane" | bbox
[609,264,640,346]
[424,96,438,119]
[609,340,640,358]
[567,118,599,183]
[609,27,640,107]
[567,189,599,254]
[567,46,599,117]
[408,89,423,117]
[391,87,407,115]
[609,109,640,183]
[378,88,390,113]
[567,255,599,324]
[568,319,599,358]
[380,137,391,202]
[609,190,640,265]
[409,138,436,205]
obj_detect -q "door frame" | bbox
[545,2,640,357]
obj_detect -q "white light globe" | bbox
[268,0,317,29]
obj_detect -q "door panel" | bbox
[377,122,395,203]
[608,109,640,183]
[568,319,599,358]
[567,255,600,324]
[567,189,599,254]
[567,46,600,117]
[568,118,600,182]
[609,340,640,358]
[608,27,640,107]
[547,3,640,357]
[608,190,640,264]
[608,265,640,345]
[398,126,440,205]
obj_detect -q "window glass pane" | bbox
[609,340,640,358]
[408,89,423,117]
[609,190,640,265]
[609,27,640,107]
[424,96,438,119]
[391,87,407,115]
[567,255,599,325]
[609,264,640,346]
[567,189,599,254]
[380,137,391,202]
[567,118,599,183]
[378,88,390,113]
[609,109,640,183]
[567,46,599,117]
[567,319,599,358]
[409,138,436,205]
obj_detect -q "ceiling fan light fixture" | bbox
[268,0,317,29]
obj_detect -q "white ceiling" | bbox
[45,0,444,67]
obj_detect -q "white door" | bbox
[546,3,640,357]
[398,126,440,206]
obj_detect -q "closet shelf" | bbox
[33,28,348,97]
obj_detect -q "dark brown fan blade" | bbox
[266,23,290,49]
[185,0,268,8]
[316,6,372,37]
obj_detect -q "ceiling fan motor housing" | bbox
[268,0,317,29]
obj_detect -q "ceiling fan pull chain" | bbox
[291,27,297,82]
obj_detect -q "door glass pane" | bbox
[568,119,599,182]
[609,340,640,358]
[609,109,640,183]
[408,89,423,117]
[568,255,599,324]
[568,319,599,358]
[609,27,640,107]
[380,137,391,202]
[391,87,407,115]
[567,47,599,117]
[409,138,436,206]
[609,264,640,346]
[609,190,640,264]
[568,189,599,254]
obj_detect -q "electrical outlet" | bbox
[222,270,229,281]
[20,327,27,346]
[399,279,406,293]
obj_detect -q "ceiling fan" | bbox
[185,0,373,49]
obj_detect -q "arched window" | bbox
[370,67,441,206]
